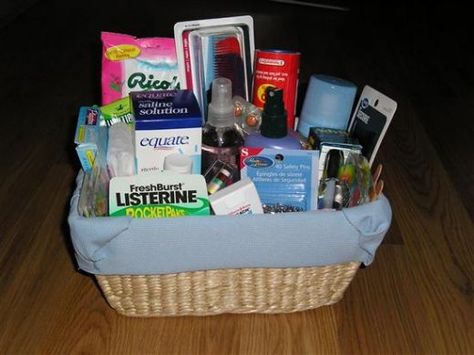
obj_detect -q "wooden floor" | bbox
[0,1,472,353]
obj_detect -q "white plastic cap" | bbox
[163,153,193,174]
[207,77,234,127]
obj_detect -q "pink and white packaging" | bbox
[101,32,181,105]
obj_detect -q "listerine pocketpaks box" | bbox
[131,90,202,174]
[109,172,210,218]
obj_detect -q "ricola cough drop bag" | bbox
[101,32,180,105]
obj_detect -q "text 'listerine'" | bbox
[115,183,197,206]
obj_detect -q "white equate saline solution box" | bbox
[131,90,202,174]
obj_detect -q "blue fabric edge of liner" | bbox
[68,171,392,275]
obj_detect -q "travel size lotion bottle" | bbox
[244,87,301,150]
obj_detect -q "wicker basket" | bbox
[70,173,390,317]
[96,261,360,317]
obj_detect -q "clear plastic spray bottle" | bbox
[201,78,244,175]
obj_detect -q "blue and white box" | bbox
[240,148,319,211]
[131,90,202,174]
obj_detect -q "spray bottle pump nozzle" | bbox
[207,77,234,128]
[260,87,287,138]
[264,88,285,114]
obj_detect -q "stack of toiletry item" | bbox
[68,16,395,320]
[74,16,396,219]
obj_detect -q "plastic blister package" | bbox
[240,148,319,212]
[203,160,238,195]
[174,16,255,120]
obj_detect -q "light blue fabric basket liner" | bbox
[68,171,392,275]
